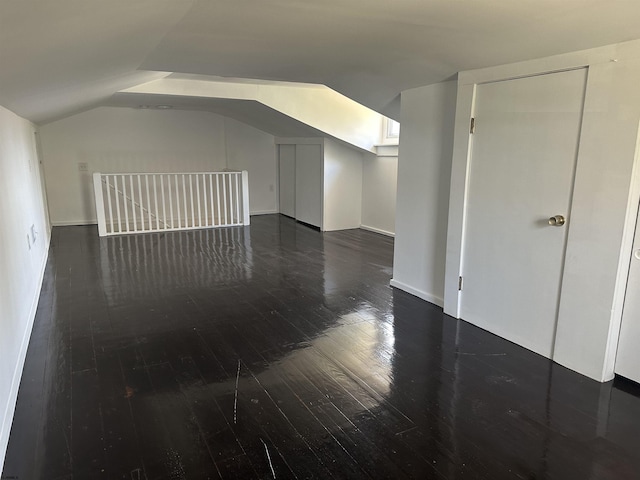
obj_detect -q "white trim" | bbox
[443,83,476,318]
[319,142,326,231]
[0,230,51,472]
[250,210,279,216]
[374,145,399,157]
[52,213,281,226]
[93,173,107,236]
[608,120,640,381]
[51,220,97,226]
[360,225,395,237]
[241,171,251,226]
[390,279,444,307]
[458,43,615,86]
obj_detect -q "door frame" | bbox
[613,126,640,376]
[442,41,640,381]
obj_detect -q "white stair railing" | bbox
[93,171,250,236]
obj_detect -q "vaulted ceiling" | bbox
[2,0,640,124]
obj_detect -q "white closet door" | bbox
[294,144,323,229]
[278,144,296,218]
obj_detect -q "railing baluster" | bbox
[216,174,221,226]
[169,175,181,228]
[145,175,151,231]
[189,174,195,228]
[208,174,214,227]
[228,173,234,224]
[196,173,202,227]
[182,174,188,228]
[122,175,130,232]
[235,172,240,225]
[222,173,228,225]
[168,174,174,229]
[153,175,160,230]
[106,175,114,234]
[160,174,167,229]
[137,175,143,231]
[203,174,209,227]
[113,176,122,233]
[130,175,137,232]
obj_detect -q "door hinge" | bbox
[470,117,476,134]
[458,276,464,291]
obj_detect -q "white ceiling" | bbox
[2,0,640,124]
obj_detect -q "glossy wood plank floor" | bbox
[4,215,640,480]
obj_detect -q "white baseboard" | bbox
[51,220,97,226]
[250,210,279,216]
[0,231,51,473]
[390,279,444,308]
[360,225,395,237]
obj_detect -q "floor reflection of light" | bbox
[98,226,253,305]
[275,304,396,400]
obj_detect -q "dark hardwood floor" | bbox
[3,214,640,479]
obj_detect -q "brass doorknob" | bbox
[548,215,566,226]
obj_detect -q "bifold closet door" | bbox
[278,144,296,218]
[294,144,322,229]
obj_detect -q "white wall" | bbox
[323,139,363,231]
[391,81,458,306]
[223,117,278,214]
[0,106,50,472]
[39,107,277,224]
[361,150,397,236]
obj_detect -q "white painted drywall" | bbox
[323,139,363,232]
[361,152,397,236]
[391,81,458,306]
[0,106,50,472]
[444,39,640,382]
[223,117,277,215]
[38,107,277,224]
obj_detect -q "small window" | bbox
[386,119,400,138]
[380,118,400,145]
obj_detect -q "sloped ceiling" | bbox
[107,93,327,138]
[2,0,640,124]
